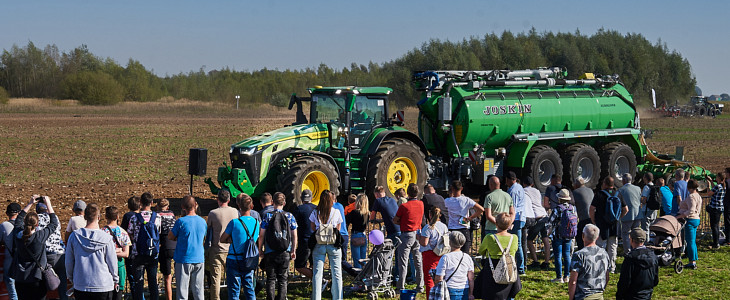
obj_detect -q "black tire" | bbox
[277,155,340,208]
[525,145,563,193]
[599,142,637,188]
[562,143,601,189]
[366,138,427,199]
[699,107,706,116]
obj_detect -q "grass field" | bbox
[2,98,730,298]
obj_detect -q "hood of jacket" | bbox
[626,247,658,269]
[71,228,113,252]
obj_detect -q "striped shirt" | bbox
[709,184,725,211]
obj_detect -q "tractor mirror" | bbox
[288,93,298,110]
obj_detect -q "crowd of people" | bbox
[0,167,727,300]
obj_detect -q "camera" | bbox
[35,196,45,203]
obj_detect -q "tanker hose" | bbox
[450,126,462,181]
[639,134,686,167]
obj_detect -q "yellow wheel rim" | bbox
[302,170,330,206]
[386,157,417,195]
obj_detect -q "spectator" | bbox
[395,188,407,206]
[294,190,316,279]
[504,171,527,274]
[259,193,275,217]
[36,198,68,300]
[573,178,594,250]
[706,172,726,248]
[221,193,259,300]
[550,189,577,283]
[66,203,119,300]
[10,195,58,300]
[656,178,673,217]
[433,231,474,300]
[419,207,448,299]
[0,203,21,300]
[476,212,521,300]
[672,169,688,216]
[543,174,564,211]
[309,190,344,300]
[568,224,610,300]
[344,194,357,216]
[520,181,535,272]
[393,183,424,292]
[616,228,659,300]
[640,173,658,242]
[590,176,627,273]
[102,206,132,300]
[332,194,357,277]
[169,195,207,300]
[121,196,141,232]
[619,173,642,255]
[157,199,177,300]
[677,179,702,269]
[524,176,551,270]
[445,180,484,252]
[725,168,730,246]
[483,177,513,236]
[207,190,239,300]
[127,192,162,300]
[346,193,369,269]
[370,185,401,281]
[64,200,88,245]
[421,184,448,225]
[258,192,297,300]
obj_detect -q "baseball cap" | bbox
[630,227,647,244]
[36,203,48,213]
[73,200,87,212]
[301,189,313,203]
[6,203,21,215]
[558,189,572,201]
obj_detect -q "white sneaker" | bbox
[551,277,564,283]
[563,276,570,283]
[322,279,330,293]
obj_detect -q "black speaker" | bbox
[188,148,208,176]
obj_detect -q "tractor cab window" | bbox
[352,95,386,126]
[312,94,347,126]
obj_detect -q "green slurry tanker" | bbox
[207,67,713,205]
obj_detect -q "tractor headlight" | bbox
[239,147,256,155]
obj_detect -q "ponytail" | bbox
[428,207,440,229]
[22,212,39,245]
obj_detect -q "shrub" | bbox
[62,71,124,105]
[0,86,8,104]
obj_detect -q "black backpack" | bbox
[646,185,661,211]
[265,211,291,252]
[135,212,160,259]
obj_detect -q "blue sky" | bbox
[2,0,728,95]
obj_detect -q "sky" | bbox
[2,0,728,95]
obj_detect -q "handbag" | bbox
[486,234,517,284]
[351,234,367,247]
[30,250,60,291]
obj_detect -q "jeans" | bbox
[312,244,343,300]
[3,262,17,300]
[396,231,423,291]
[387,232,401,282]
[264,251,290,300]
[684,218,700,262]
[709,209,723,246]
[226,259,256,300]
[339,235,357,277]
[553,239,571,278]
[508,220,525,272]
[351,232,368,268]
[447,287,469,300]
[597,235,619,272]
[641,210,657,242]
[75,290,113,300]
[48,253,68,300]
[175,263,204,300]
[621,220,642,255]
[207,251,227,300]
[131,256,159,300]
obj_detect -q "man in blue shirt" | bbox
[258,193,275,218]
[672,169,688,216]
[370,185,401,280]
[333,197,358,277]
[169,195,207,300]
[258,192,297,300]
[505,171,526,274]
[222,194,260,300]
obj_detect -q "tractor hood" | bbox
[228,123,330,187]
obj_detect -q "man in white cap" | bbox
[65,200,88,243]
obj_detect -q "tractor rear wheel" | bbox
[366,138,427,199]
[278,155,340,207]
[600,142,637,188]
[563,143,601,189]
[525,145,563,192]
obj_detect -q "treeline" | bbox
[0,29,695,107]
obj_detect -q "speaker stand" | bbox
[189,174,194,196]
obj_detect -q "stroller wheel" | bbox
[674,260,684,274]
[387,289,396,298]
[368,291,378,300]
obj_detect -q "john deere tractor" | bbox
[206,86,427,205]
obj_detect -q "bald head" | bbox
[489,176,501,191]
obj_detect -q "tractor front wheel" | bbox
[366,138,427,199]
[278,155,340,208]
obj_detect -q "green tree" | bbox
[0,86,8,104]
[62,71,124,105]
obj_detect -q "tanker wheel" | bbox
[699,107,706,116]
[366,138,427,199]
[563,143,601,189]
[600,142,637,188]
[525,145,563,193]
[278,155,340,207]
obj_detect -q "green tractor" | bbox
[206,86,427,206]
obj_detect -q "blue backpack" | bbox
[135,212,160,259]
[602,190,622,224]
[232,218,260,271]
[558,204,578,240]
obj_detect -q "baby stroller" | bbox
[353,237,400,300]
[646,215,686,274]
